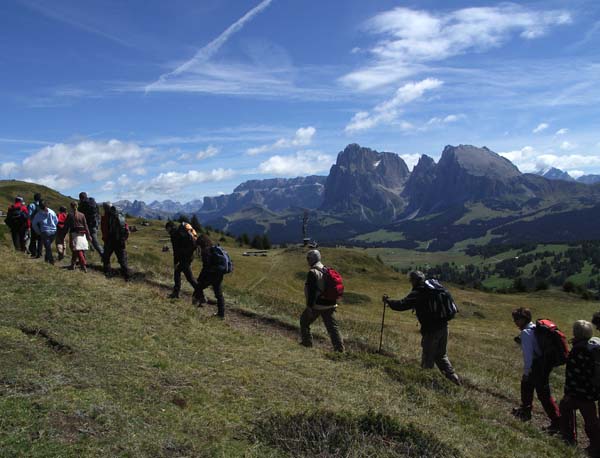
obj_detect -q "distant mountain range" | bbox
[537,167,600,184]
[113,143,600,250]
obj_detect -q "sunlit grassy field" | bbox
[1,220,598,457]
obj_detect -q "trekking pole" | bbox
[378,296,387,353]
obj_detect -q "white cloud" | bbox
[2,139,150,192]
[102,181,115,191]
[247,126,316,155]
[427,114,463,125]
[345,78,443,132]
[341,5,571,91]
[135,168,235,195]
[555,128,568,135]
[400,154,422,170]
[568,170,585,179]
[500,145,600,173]
[560,141,576,151]
[257,150,334,176]
[196,145,219,160]
[533,123,549,133]
[0,161,18,177]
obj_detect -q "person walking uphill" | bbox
[5,196,29,252]
[65,202,91,272]
[78,192,104,257]
[31,200,58,264]
[192,235,229,318]
[511,307,561,433]
[300,249,345,352]
[382,271,460,385]
[165,220,198,299]
[102,205,130,280]
[559,320,600,457]
[28,193,42,258]
[55,206,68,261]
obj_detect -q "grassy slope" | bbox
[0,180,74,211]
[1,219,597,457]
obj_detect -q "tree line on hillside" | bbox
[407,241,600,300]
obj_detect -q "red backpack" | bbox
[317,266,344,302]
[534,319,569,367]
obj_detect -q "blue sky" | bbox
[1,0,600,203]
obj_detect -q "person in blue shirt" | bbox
[32,200,58,264]
[511,307,561,434]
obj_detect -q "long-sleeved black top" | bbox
[564,339,599,401]
[387,286,447,334]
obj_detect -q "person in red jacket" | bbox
[55,206,68,261]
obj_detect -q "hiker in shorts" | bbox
[55,206,68,261]
[31,200,58,264]
[511,307,561,433]
[192,235,225,318]
[300,249,345,352]
[65,202,91,272]
[559,320,600,456]
[383,271,460,385]
[27,193,42,258]
[165,220,198,299]
[5,196,29,252]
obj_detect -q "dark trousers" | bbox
[421,326,455,377]
[89,228,104,256]
[194,271,224,316]
[521,361,560,423]
[29,230,41,256]
[40,232,56,263]
[173,257,197,294]
[560,396,600,453]
[300,307,344,352]
[103,240,129,278]
[10,228,26,252]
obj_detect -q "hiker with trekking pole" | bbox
[381,271,461,386]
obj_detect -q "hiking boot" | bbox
[81,266,87,273]
[447,373,461,386]
[299,341,313,348]
[206,299,217,305]
[211,313,224,319]
[542,421,561,436]
[168,292,180,299]
[511,406,532,421]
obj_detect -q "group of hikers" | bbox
[5,192,130,278]
[5,192,600,455]
[305,250,600,457]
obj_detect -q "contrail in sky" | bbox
[146,0,274,93]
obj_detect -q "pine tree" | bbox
[261,233,271,249]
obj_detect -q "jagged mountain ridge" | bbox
[111,143,600,250]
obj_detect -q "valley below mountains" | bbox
[118,144,600,251]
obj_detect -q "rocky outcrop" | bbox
[577,174,600,185]
[538,167,575,182]
[320,144,410,223]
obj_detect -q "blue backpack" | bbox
[211,245,233,274]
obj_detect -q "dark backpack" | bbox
[110,212,129,241]
[317,266,344,302]
[211,245,233,274]
[587,337,600,388]
[176,223,197,255]
[5,205,26,229]
[534,319,569,368]
[421,278,458,322]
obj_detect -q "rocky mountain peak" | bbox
[438,144,520,179]
[539,167,575,182]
